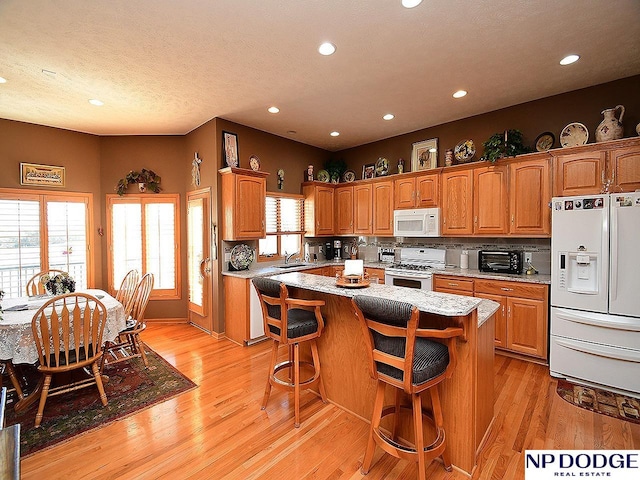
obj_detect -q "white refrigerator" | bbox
[550,192,640,395]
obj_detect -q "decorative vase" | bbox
[595,105,624,143]
[636,122,640,136]
[445,149,454,167]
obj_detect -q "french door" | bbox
[187,188,213,331]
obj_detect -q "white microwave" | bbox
[393,208,440,237]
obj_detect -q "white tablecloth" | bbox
[0,289,126,365]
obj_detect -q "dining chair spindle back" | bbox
[30,292,108,427]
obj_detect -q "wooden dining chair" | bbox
[103,273,154,369]
[31,292,108,427]
[26,269,67,296]
[0,361,24,401]
[115,269,139,317]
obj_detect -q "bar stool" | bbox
[351,295,464,479]
[252,277,327,428]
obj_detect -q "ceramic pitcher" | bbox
[595,105,625,142]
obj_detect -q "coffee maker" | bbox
[333,240,342,260]
[324,241,334,260]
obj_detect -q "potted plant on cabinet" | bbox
[116,168,162,196]
[480,129,532,162]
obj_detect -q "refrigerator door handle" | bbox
[554,337,640,363]
[556,309,640,332]
[610,204,618,302]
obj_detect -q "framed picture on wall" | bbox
[20,163,65,187]
[222,131,239,167]
[362,163,375,180]
[411,138,438,171]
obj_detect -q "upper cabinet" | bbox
[473,165,509,235]
[509,157,551,236]
[334,185,354,235]
[219,167,268,241]
[394,172,439,209]
[441,168,474,235]
[552,138,640,196]
[303,183,335,236]
[353,183,373,235]
[372,179,394,236]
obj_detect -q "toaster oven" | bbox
[478,250,523,274]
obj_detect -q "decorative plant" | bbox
[324,158,347,183]
[480,129,532,162]
[42,272,76,295]
[116,168,162,196]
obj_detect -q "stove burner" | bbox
[392,263,435,271]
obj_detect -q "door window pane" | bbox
[47,201,88,290]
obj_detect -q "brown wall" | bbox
[0,119,104,282]
[99,135,188,320]
[215,119,330,194]
[335,75,640,175]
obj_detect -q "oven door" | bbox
[384,270,432,290]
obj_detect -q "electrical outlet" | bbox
[524,252,533,264]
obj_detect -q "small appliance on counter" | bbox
[379,247,395,263]
[324,241,334,260]
[333,240,342,260]
[478,250,522,274]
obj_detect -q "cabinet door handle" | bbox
[501,287,513,291]
[511,214,514,225]
[474,215,478,224]
[502,306,506,316]
[508,306,511,317]
[448,282,458,287]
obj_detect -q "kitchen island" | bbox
[269,272,498,477]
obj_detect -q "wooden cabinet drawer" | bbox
[433,275,474,293]
[474,279,546,300]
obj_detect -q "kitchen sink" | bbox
[275,263,310,269]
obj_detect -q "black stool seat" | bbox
[351,295,464,480]
[268,308,319,338]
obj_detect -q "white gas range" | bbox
[384,247,446,290]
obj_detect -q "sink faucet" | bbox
[285,251,296,264]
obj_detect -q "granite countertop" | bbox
[269,272,499,326]
[222,259,389,279]
[431,267,551,285]
[221,259,550,284]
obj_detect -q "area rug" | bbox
[557,379,640,424]
[4,345,197,457]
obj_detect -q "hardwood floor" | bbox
[21,324,640,479]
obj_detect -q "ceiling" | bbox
[1,1,639,152]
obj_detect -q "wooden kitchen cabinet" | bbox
[474,279,548,360]
[441,168,474,235]
[609,144,640,192]
[552,150,606,197]
[223,275,264,345]
[473,165,509,235]
[433,275,474,296]
[394,173,439,209]
[303,183,334,236]
[353,183,373,234]
[509,157,551,236]
[219,167,268,241]
[334,185,354,234]
[372,179,394,236]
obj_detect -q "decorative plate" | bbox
[560,122,589,147]
[230,244,254,271]
[342,170,356,182]
[249,155,260,171]
[317,169,330,182]
[454,139,476,162]
[375,157,389,176]
[535,132,555,152]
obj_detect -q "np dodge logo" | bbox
[525,450,640,479]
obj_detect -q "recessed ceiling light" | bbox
[318,42,336,56]
[42,69,57,77]
[287,130,297,135]
[383,114,395,120]
[560,54,580,65]
[330,131,340,137]
[453,90,467,98]
[268,106,280,114]
[89,99,104,106]
[0,76,7,84]
[402,0,423,8]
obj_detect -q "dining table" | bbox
[0,289,126,412]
